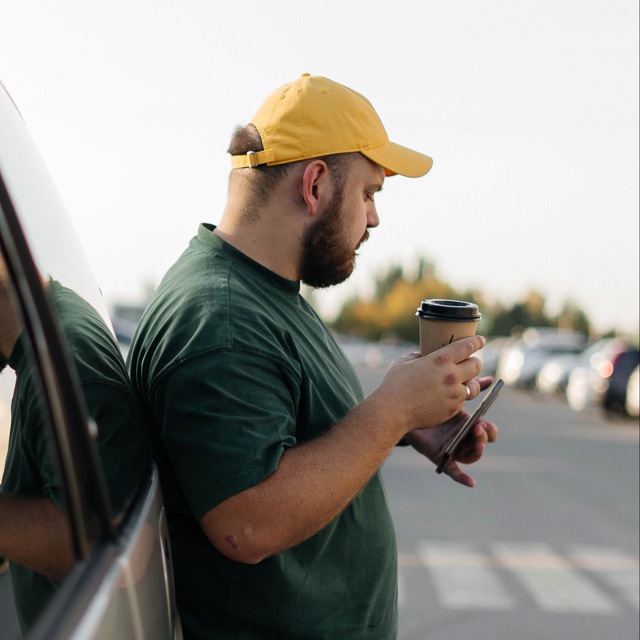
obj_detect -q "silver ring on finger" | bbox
[464,384,471,400]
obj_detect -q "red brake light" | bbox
[598,361,614,378]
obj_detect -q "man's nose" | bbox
[367,206,380,229]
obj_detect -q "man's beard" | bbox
[299,189,369,289]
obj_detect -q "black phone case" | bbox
[436,379,504,474]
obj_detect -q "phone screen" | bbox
[435,378,503,474]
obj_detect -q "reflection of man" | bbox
[0,265,148,631]
[129,74,498,639]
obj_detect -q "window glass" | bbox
[43,275,150,520]
[1,252,74,633]
[0,247,150,636]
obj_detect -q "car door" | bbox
[0,81,181,639]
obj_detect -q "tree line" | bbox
[326,258,593,344]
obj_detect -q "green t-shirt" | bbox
[2,281,149,631]
[128,224,398,640]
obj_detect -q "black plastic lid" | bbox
[416,299,481,321]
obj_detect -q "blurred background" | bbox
[0,0,638,340]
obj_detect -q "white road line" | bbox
[418,541,514,610]
[493,542,618,614]
[569,545,640,610]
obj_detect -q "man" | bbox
[128,73,498,640]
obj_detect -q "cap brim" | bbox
[362,142,433,178]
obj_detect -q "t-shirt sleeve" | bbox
[153,347,299,520]
[81,381,149,518]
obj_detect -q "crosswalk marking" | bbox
[406,540,638,615]
[569,545,640,610]
[493,542,618,614]
[418,541,514,610]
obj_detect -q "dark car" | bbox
[626,365,639,418]
[602,348,640,417]
[0,81,181,638]
[566,337,631,413]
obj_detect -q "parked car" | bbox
[535,349,589,396]
[626,365,640,418]
[602,348,640,416]
[0,81,181,639]
[478,336,513,377]
[565,337,630,412]
[497,327,588,388]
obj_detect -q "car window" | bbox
[1,243,152,636]
[1,252,76,632]
[41,275,150,522]
[0,90,152,637]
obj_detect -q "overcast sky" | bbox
[1,0,638,334]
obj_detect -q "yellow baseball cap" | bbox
[230,74,433,178]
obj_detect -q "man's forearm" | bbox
[0,493,74,579]
[200,388,405,564]
[200,337,484,564]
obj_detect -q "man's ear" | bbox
[301,160,330,216]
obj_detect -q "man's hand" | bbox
[375,336,487,434]
[403,389,499,487]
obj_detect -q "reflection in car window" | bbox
[0,253,71,631]
[45,279,150,519]
[0,252,150,633]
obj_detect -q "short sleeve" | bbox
[153,348,299,520]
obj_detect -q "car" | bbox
[496,327,588,388]
[0,81,182,639]
[478,336,513,377]
[535,349,589,396]
[626,365,640,418]
[565,337,630,412]
[602,348,640,416]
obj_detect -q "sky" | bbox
[0,0,638,335]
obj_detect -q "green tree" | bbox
[330,261,595,342]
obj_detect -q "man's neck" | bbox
[215,200,303,282]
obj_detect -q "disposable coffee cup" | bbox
[416,299,481,356]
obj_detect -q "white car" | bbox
[497,327,587,388]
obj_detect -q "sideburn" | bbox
[299,186,361,289]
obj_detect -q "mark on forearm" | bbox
[224,535,238,549]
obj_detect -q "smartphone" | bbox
[435,378,504,474]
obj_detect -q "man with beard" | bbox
[127,74,498,640]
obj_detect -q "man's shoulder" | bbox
[154,241,272,325]
[129,245,296,376]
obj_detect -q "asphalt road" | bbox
[2,364,638,640]
[362,365,640,640]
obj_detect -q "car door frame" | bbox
[0,172,126,640]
